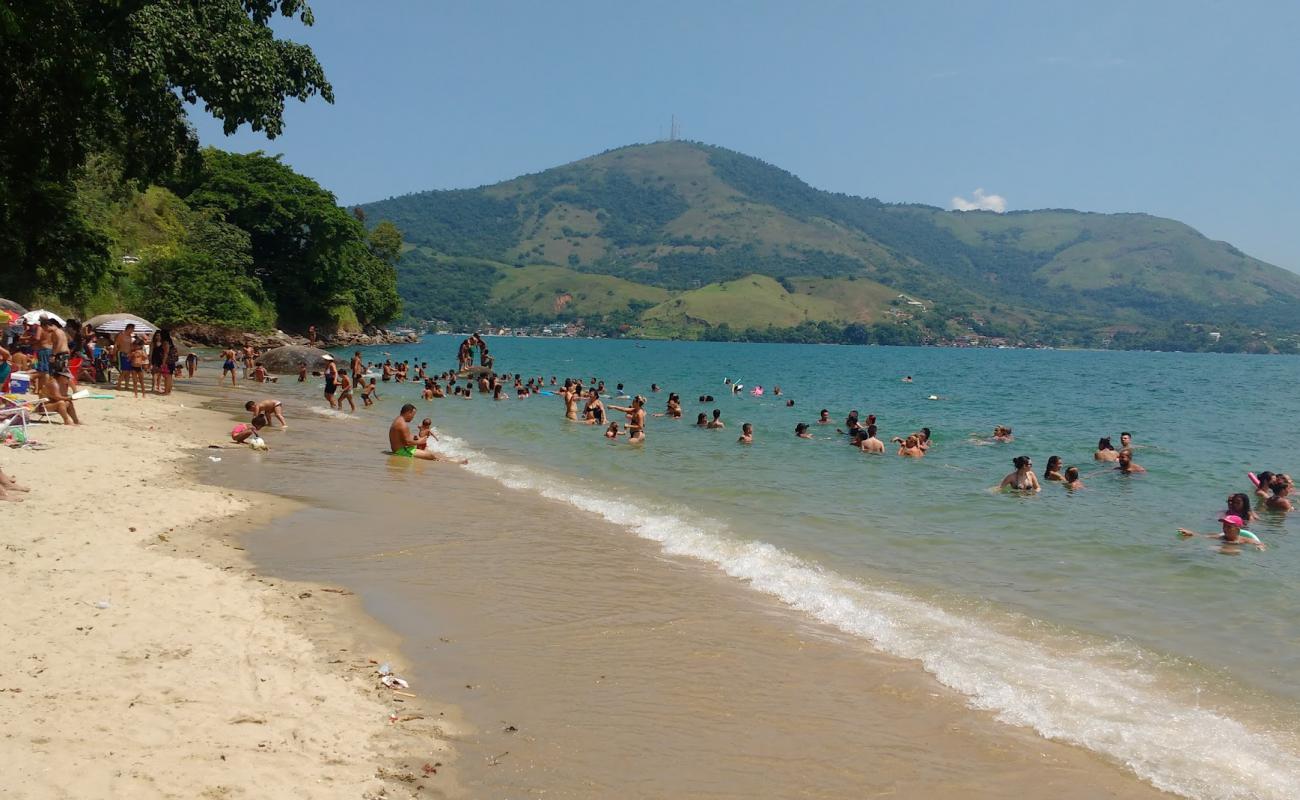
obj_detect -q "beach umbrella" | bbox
[88,313,157,335]
[0,298,26,316]
[21,309,65,326]
[1,309,17,324]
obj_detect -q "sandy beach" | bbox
[0,391,456,799]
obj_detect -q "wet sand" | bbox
[195,393,1175,799]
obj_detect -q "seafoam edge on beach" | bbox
[0,391,459,799]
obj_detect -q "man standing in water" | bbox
[859,424,885,453]
[350,351,364,387]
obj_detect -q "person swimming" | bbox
[706,409,725,429]
[816,409,831,425]
[1094,437,1119,462]
[1265,479,1293,512]
[1115,449,1146,474]
[1063,466,1084,490]
[897,434,925,458]
[1225,492,1258,522]
[1179,515,1265,550]
[738,422,753,444]
[695,412,708,427]
[794,423,813,439]
[1043,455,1065,482]
[999,455,1041,492]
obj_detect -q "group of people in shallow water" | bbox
[223,345,1294,554]
[990,429,1293,551]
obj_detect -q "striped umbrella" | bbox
[88,313,157,335]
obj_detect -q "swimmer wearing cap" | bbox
[1178,515,1265,550]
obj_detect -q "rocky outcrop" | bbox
[172,323,419,349]
[257,345,335,375]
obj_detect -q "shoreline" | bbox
[0,390,458,798]
[179,374,1180,799]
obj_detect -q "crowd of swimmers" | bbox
[214,338,1294,555]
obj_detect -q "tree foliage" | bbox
[0,0,331,305]
[177,149,400,327]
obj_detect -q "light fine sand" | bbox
[0,392,454,799]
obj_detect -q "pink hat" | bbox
[1220,514,1245,526]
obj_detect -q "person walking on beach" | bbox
[245,399,287,429]
[350,351,364,387]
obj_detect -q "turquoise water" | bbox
[334,338,1299,798]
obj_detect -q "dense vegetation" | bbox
[0,1,399,331]
[361,141,1300,351]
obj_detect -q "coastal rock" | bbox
[258,345,336,375]
[172,323,419,349]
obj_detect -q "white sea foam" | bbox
[308,406,359,420]
[432,434,1300,800]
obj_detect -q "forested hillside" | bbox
[362,141,1300,351]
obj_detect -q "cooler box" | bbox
[8,371,30,394]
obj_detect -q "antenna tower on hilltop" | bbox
[669,114,680,141]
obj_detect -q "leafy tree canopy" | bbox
[0,0,331,306]
[178,149,400,327]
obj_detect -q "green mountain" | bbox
[360,141,1300,350]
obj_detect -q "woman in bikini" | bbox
[999,455,1041,492]
[609,395,646,444]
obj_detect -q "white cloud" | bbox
[951,188,1007,213]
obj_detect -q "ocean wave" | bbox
[307,406,359,420]
[431,433,1300,800]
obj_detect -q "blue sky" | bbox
[190,1,1300,272]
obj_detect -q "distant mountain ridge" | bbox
[359,141,1300,350]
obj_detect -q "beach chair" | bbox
[0,395,30,441]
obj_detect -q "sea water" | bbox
[276,339,1300,798]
